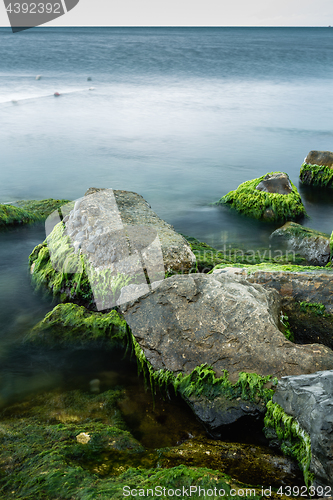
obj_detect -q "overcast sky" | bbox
[1,0,333,27]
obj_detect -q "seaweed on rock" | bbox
[217,172,307,222]
[264,401,313,488]
[0,199,71,228]
[300,163,333,189]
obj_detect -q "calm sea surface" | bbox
[0,27,333,407]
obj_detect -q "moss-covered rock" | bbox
[270,222,331,266]
[264,401,313,488]
[0,199,70,228]
[217,172,307,222]
[24,303,130,349]
[300,151,333,188]
[0,387,300,500]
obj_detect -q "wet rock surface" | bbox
[273,370,333,488]
[121,273,333,433]
[122,273,333,380]
[305,150,333,168]
[270,222,331,266]
[213,266,333,314]
[256,172,293,195]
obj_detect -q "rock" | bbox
[218,171,306,222]
[300,151,333,188]
[0,199,71,227]
[161,436,304,488]
[121,273,333,433]
[256,172,293,195]
[30,189,196,310]
[270,222,331,266]
[305,150,333,168]
[212,264,333,313]
[271,370,333,488]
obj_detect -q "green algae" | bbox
[299,302,326,317]
[25,303,130,349]
[264,401,313,488]
[131,333,277,406]
[279,313,294,342]
[0,204,40,227]
[211,262,333,274]
[0,199,71,228]
[300,163,333,189]
[16,199,71,219]
[217,172,307,222]
[184,235,306,273]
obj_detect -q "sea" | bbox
[0,27,333,438]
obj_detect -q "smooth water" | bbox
[0,27,333,430]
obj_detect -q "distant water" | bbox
[1,27,333,406]
[1,27,333,248]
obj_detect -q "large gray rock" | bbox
[121,273,333,434]
[213,266,333,313]
[270,222,331,266]
[273,370,333,488]
[305,150,333,168]
[256,172,293,195]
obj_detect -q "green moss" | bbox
[217,172,307,222]
[330,231,333,261]
[131,334,277,406]
[211,262,333,274]
[25,303,130,349]
[16,199,71,219]
[279,313,294,342]
[264,401,313,488]
[300,163,333,189]
[0,204,40,227]
[184,235,306,273]
[299,301,326,317]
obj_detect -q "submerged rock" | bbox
[270,222,331,266]
[121,273,333,434]
[0,199,71,228]
[218,171,306,222]
[300,151,333,188]
[268,370,333,489]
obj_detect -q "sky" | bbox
[0,0,333,27]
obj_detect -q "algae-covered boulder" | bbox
[212,263,333,313]
[25,303,130,349]
[120,273,333,435]
[0,199,70,227]
[300,150,333,188]
[218,171,306,222]
[270,222,331,266]
[266,370,333,489]
[29,189,195,309]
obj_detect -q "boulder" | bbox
[305,150,333,168]
[272,370,333,488]
[270,222,331,266]
[121,273,333,434]
[218,171,306,222]
[29,189,196,309]
[213,265,333,313]
[300,151,333,188]
[256,172,293,195]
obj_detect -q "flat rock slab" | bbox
[273,370,333,488]
[213,266,333,314]
[305,150,333,168]
[270,222,331,266]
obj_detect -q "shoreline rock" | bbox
[0,199,71,228]
[270,222,331,267]
[300,151,333,189]
[217,171,307,222]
